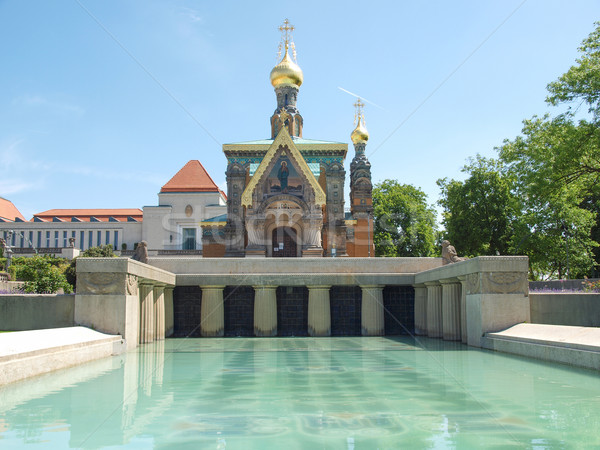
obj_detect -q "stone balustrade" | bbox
[414,256,529,347]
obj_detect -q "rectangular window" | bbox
[37,231,42,248]
[11,232,15,246]
[54,231,59,248]
[97,230,102,246]
[46,231,50,248]
[106,230,110,247]
[80,231,85,250]
[63,231,68,248]
[114,231,119,250]
[20,233,24,248]
[88,231,93,249]
[29,231,33,248]
[182,228,196,250]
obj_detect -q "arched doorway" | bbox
[272,227,297,257]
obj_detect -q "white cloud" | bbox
[12,94,85,116]
[179,7,203,23]
[0,179,39,196]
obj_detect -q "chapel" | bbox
[202,19,375,258]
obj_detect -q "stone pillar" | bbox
[139,282,155,344]
[440,279,461,341]
[164,286,174,338]
[253,286,278,337]
[153,285,165,341]
[200,286,225,337]
[307,285,331,336]
[425,281,442,338]
[413,283,428,336]
[457,275,468,344]
[361,285,384,336]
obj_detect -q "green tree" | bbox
[65,245,115,289]
[499,118,598,279]
[491,22,600,279]
[373,180,437,257]
[437,156,517,257]
[12,255,73,294]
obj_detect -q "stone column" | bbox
[361,285,384,336]
[413,283,428,336]
[307,285,331,336]
[200,286,225,337]
[253,286,278,336]
[457,275,468,344]
[153,285,165,341]
[139,282,155,344]
[440,279,461,341]
[164,286,174,338]
[424,281,442,338]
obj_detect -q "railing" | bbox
[157,249,203,256]
[12,248,61,254]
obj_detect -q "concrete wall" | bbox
[150,256,442,275]
[530,293,600,327]
[0,294,75,330]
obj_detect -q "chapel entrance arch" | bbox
[272,227,297,258]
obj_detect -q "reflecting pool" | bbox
[1,337,599,448]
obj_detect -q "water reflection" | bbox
[0,337,599,448]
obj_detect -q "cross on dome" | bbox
[277,18,297,61]
[354,98,365,126]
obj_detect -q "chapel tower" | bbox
[269,19,304,138]
[349,99,374,256]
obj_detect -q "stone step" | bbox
[482,323,600,371]
[0,327,125,385]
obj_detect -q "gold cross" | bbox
[354,98,365,125]
[278,19,294,49]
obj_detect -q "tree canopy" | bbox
[437,156,518,257]
[437,23,600,279]
[373,180,437,257]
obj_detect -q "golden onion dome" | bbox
[351,116,369,144]
[270,49,303,88]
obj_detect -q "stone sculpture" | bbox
[0,238,12,269]
[132,241,149,264]
[441,240,467,265]
[69,237,76,248]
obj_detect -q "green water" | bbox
[0,337,599,449]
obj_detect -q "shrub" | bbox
[12,255,72,294]
[582,277,600,293]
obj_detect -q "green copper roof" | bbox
[249,161,320,177]
[224,137,346,146]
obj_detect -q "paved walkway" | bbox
[0,327,119,360]
[484,323,600,370]
[0,327,125,385]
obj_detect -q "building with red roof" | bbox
[0,160,226,256]
[0,197,25,222]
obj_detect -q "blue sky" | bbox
[1,0,598,221]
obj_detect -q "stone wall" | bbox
[414,256,530,347]
[0,294,75,330]
[530,293,600,327]
[75,258,176,349]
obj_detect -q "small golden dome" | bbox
[351,116,369,144]
[270,49,303,88]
